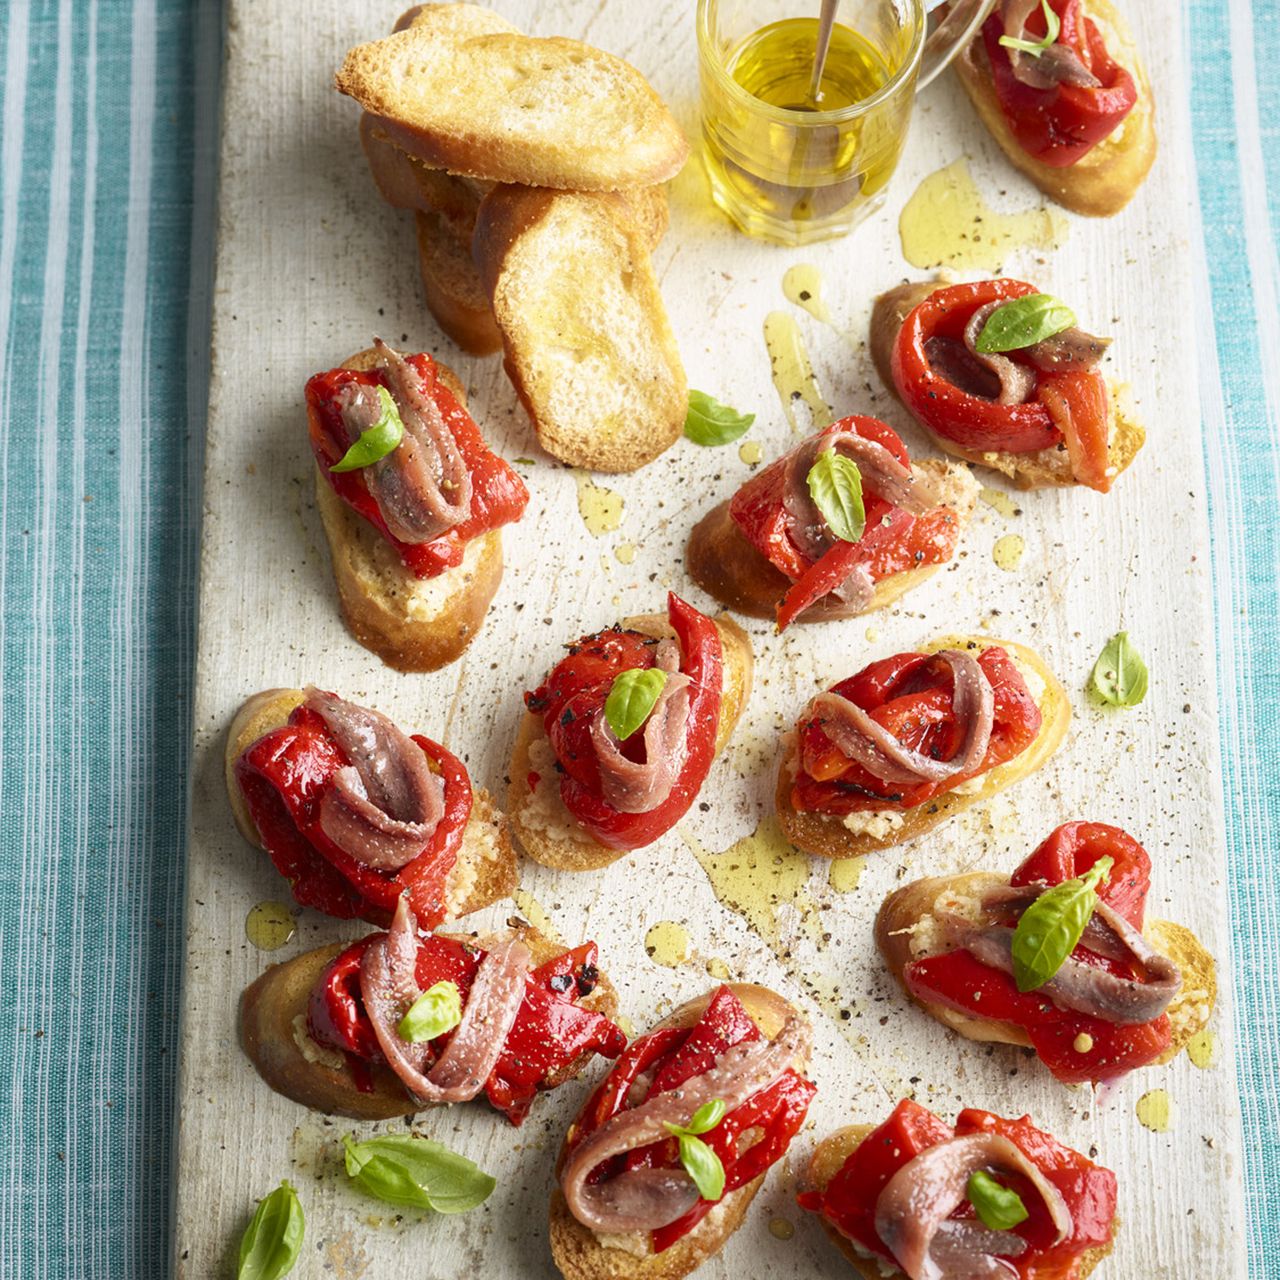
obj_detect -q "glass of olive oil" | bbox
[697,0,995,244]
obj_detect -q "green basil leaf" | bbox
[806,450,866,543]
[1011,855,1114,992]
[966,1171,1029,1231]
[343,1135,496,1213]
[330,385,405,473]
[676,1134,726,1202]
[685,1098,727,1136]
[684,390,756,447]
[604,668,668,741]
[974,293,1076,354]
[397,980,462,1044]
[997,0,1061,56]
[237,1180,304,1280]
[1091,631,1149,707]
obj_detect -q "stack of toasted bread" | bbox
[338,4,691,472]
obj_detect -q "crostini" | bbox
[955,0,1155,218]
[228,687,517,925]
[241,894,624,1124]
[686,417,980,630]
[304,340,528,670]
[550,984,815,1280]
[877,820,1216,1084]
[870,277,1144,491]
[799,1099,1116,1278]
[509,593,753,870]
[777,637,1070,858]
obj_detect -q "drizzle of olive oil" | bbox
[979,486,1021,519]
[764,311,832,433]
[572,470,624,535]
[739,440,763,465]
[782,264,832,324]
[512,889,562,943]
[992,533,1025,571]
[1187,1029,1219,1069]
[245,900,296,951]
[899,158,1069,272]
[644,920,691,968]
[829,856,866,893]
[1135,1089,1175,1133]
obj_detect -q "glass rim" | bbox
[696,0,927,126]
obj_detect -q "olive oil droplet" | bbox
[1135,1089,1174,1132]
[782,264,832,324]
[644,920,690,967]
[245,900,296,951]
[739,440,763,465]
[979,487,1021,519]
[763,311,832,433]
[992,533,1025,571]
[1187,1029,1219,1068]
[615,541,636,565]
[705,957,732,980]
[512,889,562,943]
[573,470,624,535]
[768,1217,796,1241]
[829,856,866,893]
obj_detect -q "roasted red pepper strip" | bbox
[727,418,963,631]
[566,987,814,1254]
[984,0,1138,167]
[525,593,724,851]
[793,647,1042,813]
[235,701,472,927]
[798,1099,1116,1279]
[306,352,529,579]
[307,933,625,1125]
[1039,368,1113,493]
[902,822,1173,1083]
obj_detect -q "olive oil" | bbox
[244,900,295,951]
[763,311,832,433]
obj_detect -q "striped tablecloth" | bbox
[0,1,1272,1274]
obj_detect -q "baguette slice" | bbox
[415,210,504,355]
[509,613,753,871]
[777,636,1071,859]
[241,919,617,1120]
[876,870,1217,1065]
[686,459,980,622]
[954,0,1155,218]
[549,983,804,1280]
[335,17,689,190]
[474,186,687,472]
[869,280,1145,490]
[226,688,518,922]
[313,346,508,670]
[802,1123,1114,1277]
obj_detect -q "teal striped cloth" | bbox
[0,0,1272,1274]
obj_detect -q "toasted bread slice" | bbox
[549,983,804,1280]
[802,1122,1114,1277]
[474,186,687,472]
[335,16,689,190]
[777,636,1071,859]
[954,0,1155,218]
[226,688,518,922]
[869,280,1145,491]
[686,459,980,623]
[241,919,617,1120]
[415,211,503,355]
[875,870,1217,1070]
[312,346,510,669]
[509,613,754,871]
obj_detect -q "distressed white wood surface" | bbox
[173,1,1247,1275]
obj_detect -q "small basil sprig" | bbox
[604,668,668,741]
[1091,631,1148,707]
[974,294,1076,355]
[343,1134,496,1213]
[967,1171,1029,1230]
[684,390,756,447]
[664,1099,727,1202]
[397,980,462,1044]
[330,385,404,472]
[237,1180,304,1280]
[998,0,1061,56]
[807,451,866,543]
[1011,855,1114,992]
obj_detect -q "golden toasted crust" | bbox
[549,984,804,1280]
[240,922,618,1120]
[414,210,504,355]
[508,614,753,870]
[334,14,689,191]
[312,348,508,669]
[225,688,519,921]
[685,458,979,622]
[473,185,686,473]
[776,636,1071,859]
[874,872,1218,1071]
[869,281,1144,491]
[801,1124,1114,1277]
[953,0,1155,217]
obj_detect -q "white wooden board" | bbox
[173,2,1248,1275]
